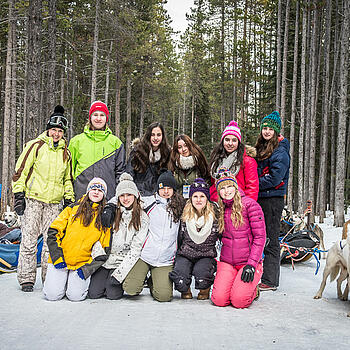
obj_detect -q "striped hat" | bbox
[215,167,238,191]
[221,120,241,142]
[86,177,107,197]
[260,111,281,134]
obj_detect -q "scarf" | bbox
[185,213,214,244]
[213,151,240,177]
[149,149,161,163]
[176,155,196,170]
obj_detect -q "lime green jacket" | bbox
[12,131,75,204]
[68,125,125,200]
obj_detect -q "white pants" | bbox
[43,264,91,302]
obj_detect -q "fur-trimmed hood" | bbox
[245,145,257,158]
[131,137,141,149]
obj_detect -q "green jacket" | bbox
[68,125,125,200]
[12,131,74,204]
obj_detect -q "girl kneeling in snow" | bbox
[169,178,219,300]
[88,173,149,300]
[43,178,110,302]
[123,170,185,302]
[211,168,266,308]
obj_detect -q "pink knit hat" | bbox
[221,120,241,142]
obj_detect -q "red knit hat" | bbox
[221,120,241,142]
[89,101,109,122]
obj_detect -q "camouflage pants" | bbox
[17,198,61,286]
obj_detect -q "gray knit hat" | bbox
[115,173,140,199]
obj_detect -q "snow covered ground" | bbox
[1,212,349,350]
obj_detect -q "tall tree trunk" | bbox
[232,1,237,120]
[334,0,349,226]
[139,79,145,138]
[126,78,132,157]
[182,85,186,133]
[47,0,56,112]
[275,0,282,111]
[114,57,122,137]
[220,0,225,130]
[91,0,100,103]
[104,41,113,106]
[191,94,195,140]
[69,54,76,139]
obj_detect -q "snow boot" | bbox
[21,282,34,292]
[258,283,277,291]
[181,288,193,299]
[254,286,260,301]
[197,288,210,300]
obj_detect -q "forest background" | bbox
[0,0,349,226]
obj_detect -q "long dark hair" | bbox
[73,194,107,232]
[167,191,185,223]
[131,122,171,173]
[255,132,279,161]
[168,134,210,179]
[209,138,245,175]
[114,196,143,232]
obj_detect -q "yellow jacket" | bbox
[47,199,110,278]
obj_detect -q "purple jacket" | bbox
[220,192,266,268]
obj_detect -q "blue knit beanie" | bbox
[260,111,281,134]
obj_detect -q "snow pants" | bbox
[17,199,61,286]
[169,255,217,292]
[43,263,91,301]
[211,261,263,308]
[258,196,284,288]
[123,258,173,302]
[88,267,124,300]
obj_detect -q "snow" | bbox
[1,212,349,350]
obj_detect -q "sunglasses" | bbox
[49,115,68,130]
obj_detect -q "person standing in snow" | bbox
[211,167,266,308]
[12,105,75,292]
[126,122,171,196]
[169,178,219,300]
[123,170,185,302]
[209,120,259,202]
[69,101,125,200]
[255,111,290,291]
[88,173,149,300]
[43,178,110,302]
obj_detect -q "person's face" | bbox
[158,186,173,199]
[48,128,64,142]
[191,192,207,213]
[261,127,275,141]
[88,189,104,202]
[219,184,236,200]
[150,127,163,150]
[90,111,107,130]
[177,139,190,157]
[119,193,135,208]
[223,135,239,153]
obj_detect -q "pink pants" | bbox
[211,261,263,308]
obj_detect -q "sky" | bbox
[164,0,195,35]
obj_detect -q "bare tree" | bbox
[47,0,56,112]
[91,0,100,103]
[126,78,132,157]
[104,41,113,106]
[275,0,282,112]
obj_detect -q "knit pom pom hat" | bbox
[89,101,110,122]
[157,169,177,192]
[189,178,210,201]
[260,111,281,134]
[86,177,107,197]
[221,120,241,142]
[215,167,238,192]
[46,105,68,132]
[115,172,140,199]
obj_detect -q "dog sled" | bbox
[0,236,43,273]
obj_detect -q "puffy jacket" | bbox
[210,146,259,201]
[69,125,125,200]
[257,136,290,198]
[103,208,149,283]
[12,131,74,204]
[47,198,110,278]
[220,192,266,268]
[140,194,180,267]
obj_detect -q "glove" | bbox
[14,192,26,216]
[54,261,67,269]
[241,265,255,283]
[76,268,85,280]
[110,275,121,286]
[63,198,73,209]
[101,203,116,228]
[95,254,108,262]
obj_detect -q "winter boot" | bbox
[254,286,260,301]
[197,288,210,300]
[181,288,193,299]
[258,283,277,291]
[21,282,34,292]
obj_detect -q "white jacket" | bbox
[140,194,180,267]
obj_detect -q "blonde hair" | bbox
[217,181,243,232]
[182,197,215,222]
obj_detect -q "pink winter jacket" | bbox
[220,192,266,268]
[210,147,259,202]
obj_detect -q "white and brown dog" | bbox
[2,210,20,228]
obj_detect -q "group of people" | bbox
[11,100,290,309]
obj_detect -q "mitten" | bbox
[76,268,85,280]
[110,275,121,286]
[63,198,73,209]
[241,265,255,283]
[101,203,116,228]
[14,192,26,216]
[54,261,67,269]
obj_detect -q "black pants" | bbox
[169,255,217,292]
[258,196,285,288]
[88,267,124,300]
